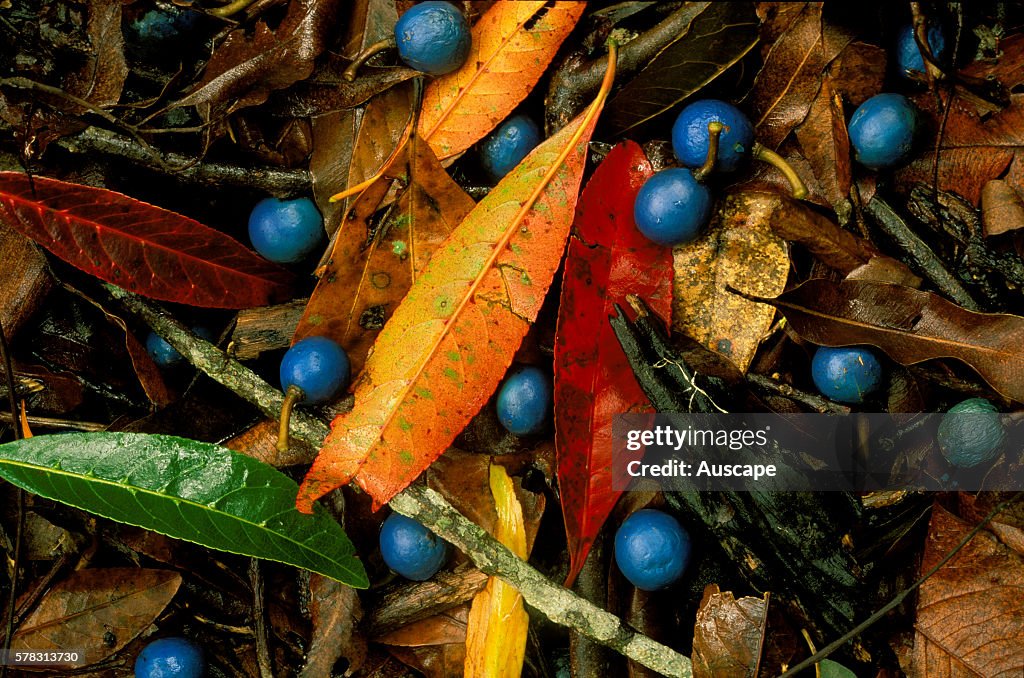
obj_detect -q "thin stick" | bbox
[343,39,397,82]
[249,559,273,678]
[753,142,808,200]
[692,121,723,181]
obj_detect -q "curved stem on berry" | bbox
[208,0,259,18]
[692,120,724,182]
[276,385,305,454]
[752,142,808,200]
[343,38,398,82]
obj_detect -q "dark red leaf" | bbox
[554,141,672,587]
[0,172,292,309]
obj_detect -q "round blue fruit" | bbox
[496,365,551,436]
[847,94,918,170]
[128,7,200,46]
[672,99,755,174]
[897,23,946,78]
[146,327,214,368]
[614,509,691,591]
[394,1,471,75]
[633,168,712,246]
[280,336,351,404]
[479,114,542,181]
[811,346,883,404]
[248,197,324,265]
[134,637,205,678]
[937,398,1006,468]
[379,513,449,581]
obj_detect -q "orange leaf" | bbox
[295,134,475,374]
[463,465,528,678]
[295,46,616,512]
[418,0,585,161]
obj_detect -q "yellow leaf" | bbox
[464,465,528,678]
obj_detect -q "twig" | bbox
[108,285,693,677]
[0,412,106,432]
[777,492,1023,677]
[364,566,488,637]
[55,127,311,195]
[390,486,692,678]
[864,197,979,310]
[0,77,174,172]
[746,373,850,414]
[249,559,273,678]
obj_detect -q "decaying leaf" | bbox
[10,568,181,667]
[464,465,529,678]
[982,179,1024,237]
[174,0,343,115]
[296,134,475,374]
[296,53,613,511]
[745,2,854,149]
[299,574,366,678]
[767,278,1024,403]
[794,77,852,219]
[603,2,759,137]
[419,0,584,160]
[692,584,768,678]
[672,191,789,373]
[767,196,881,274]
[909,504,1024,677]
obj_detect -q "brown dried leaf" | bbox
[754,2,807,54]
[175,0,343,114]
[299,574,366,678]
[826,42,887,108]
[380,606,469,647]
[910,504,1024,677]
[309,0,404,230]
[296,133,475,374]
[427,449,546,555]
[768,278,1024,403]
[672,192,790,372]
[79,0,128,109]
[692,584,768,678]
[767,196,881,274]
[846,256,923,288]
[745,3,854,149]
[895,93,1024,205]
[982,179,1024,237]
[10,568,181,667]
[960,33,1024,90]
[0,223,53,340]
[794,77,852,218]
[388,642,466,678]
[224,419,316,468]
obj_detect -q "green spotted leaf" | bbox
[0,433,367,588]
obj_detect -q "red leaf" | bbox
[0,173,292,308]
[553,142,672,587]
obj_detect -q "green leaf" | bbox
[819,659,858,678]
[602,2,760,137]
[0,433,368,588]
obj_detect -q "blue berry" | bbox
[134,637,205,678]
[811,346,883,404]
[614,509,691,591]
[496,365,551,436]
[280,336,351,404]
[145,327,214,368]
[248,197,324,265]
[128,7,200,46]
[633,168,712,246]
[379,513,449,580]
[896,23,946,79]
[847,94,918,170]
[479,114,542,181]
[937,398,1006,469]
[394,1,471,75]
[672,99,754,174]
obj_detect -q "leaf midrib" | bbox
[0,181,278,287]
[0,457,359,576]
